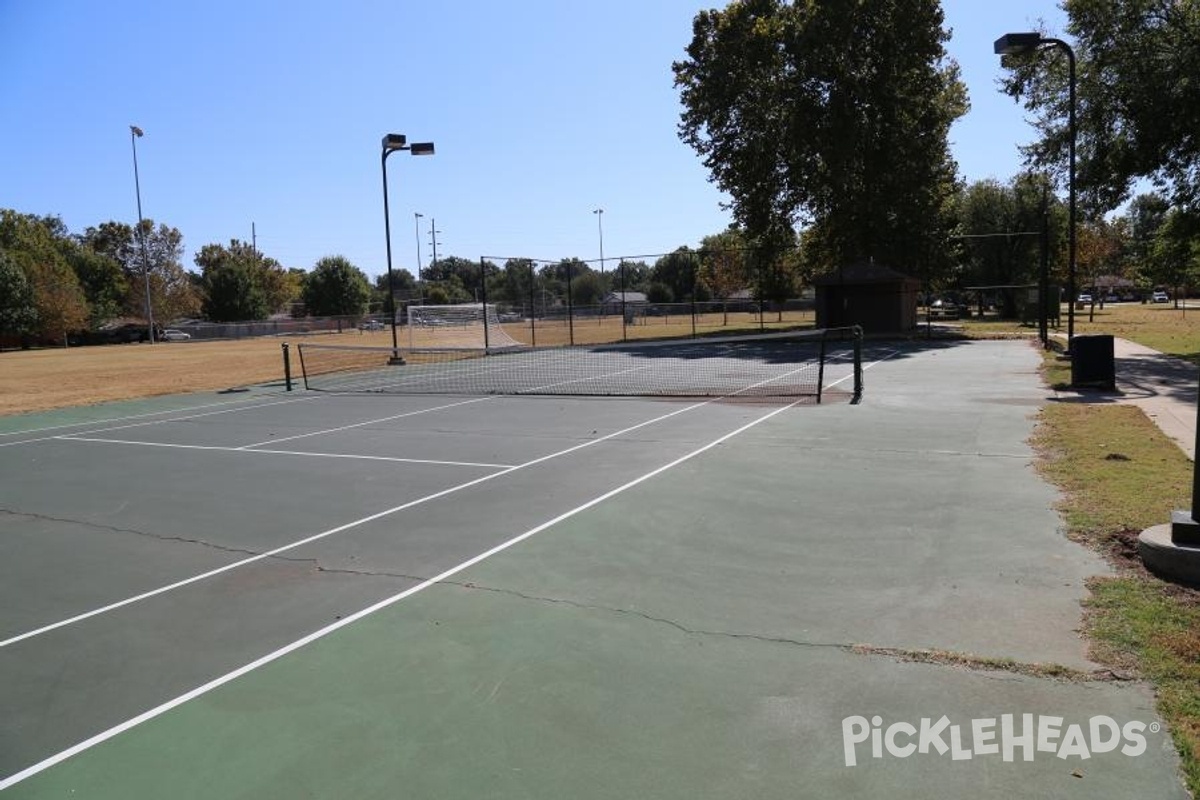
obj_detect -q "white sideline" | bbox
[0,392,293,438]
[53,437,517,470]
[0,394,319,449]
[0,397,801,791]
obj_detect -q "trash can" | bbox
[1071,334,1115,389]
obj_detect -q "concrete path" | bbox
[1110,338,1198,460]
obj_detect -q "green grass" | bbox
[1032,365,1200,792]
[951,303,1200,363]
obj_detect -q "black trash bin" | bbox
[1071,334,1115,389]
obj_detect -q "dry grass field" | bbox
[8,303,1189,417]
[0,337,294,416]
[0,310,817,417]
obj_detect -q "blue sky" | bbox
[1,1,1065,279]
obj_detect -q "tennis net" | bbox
[293,326,863,402]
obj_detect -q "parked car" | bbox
[1077,293,1093,304]
[928,299,960,319]
[358,320,386,331]
[161,329,192,341]
[1152,291,1170,303]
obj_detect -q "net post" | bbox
[296,343,310,390]
[816,331,827,403]
[852,325,864,404]
[281,342,292,391]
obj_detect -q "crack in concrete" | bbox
[410,578,1134,686]
[0,507,262,558]
[0,508,1134,688]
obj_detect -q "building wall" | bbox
[816,281,919,332]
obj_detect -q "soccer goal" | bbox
[406,303,523,349]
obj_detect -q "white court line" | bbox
[55,437,516,470]
[0,400,712,650]
[0,394,321,450]
[0,360,820,651]
[235,396,491,449]
[0,391,291,438]
[822,348,901,390]
[0,395,800,791]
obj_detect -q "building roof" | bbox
[603,291,648,303]
[812,262,917,286]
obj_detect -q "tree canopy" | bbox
[999,0,1200,211]
[675,0,967,278]
[302,256,372,317]
[195,240,294,321]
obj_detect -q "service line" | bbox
[0,396,802,791]
[0,398,712,650]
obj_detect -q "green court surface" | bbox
[0,340,1187,798]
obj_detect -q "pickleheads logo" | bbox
[841,714,1159,767]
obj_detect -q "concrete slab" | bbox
[1111,338,1197,460]
[0,340,1187,797]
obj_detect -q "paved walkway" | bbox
[1111,338,1198,460]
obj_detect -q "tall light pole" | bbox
[381,133,435,362]
[995,32,1077,348]
[429,218,441,271]
[593,208,605,275]
[129,125,155,344]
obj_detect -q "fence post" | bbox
[529,259,537,348]
[566,259,575,346]
[690,255,698,339]
[480,257,490,351]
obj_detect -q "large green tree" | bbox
[651,248,704,302]
[195,240,293,321]
[0,210,89,340]
[699,229,749,323]
[1148,209,1200,302]
[0,250,38,340]
[67,247,127,325]
[954,174,1067,304]
[81,220,199,322]
[999,0,1200,211]
[303,256,372,316]
[675,0,966,278]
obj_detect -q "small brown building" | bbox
[813,262,920,333]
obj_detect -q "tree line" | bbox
[673,0,1199,301]
[6,1,1198,343]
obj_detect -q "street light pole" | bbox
[381,134,435,363]
[429,219,441,270]
[593,208,605,275]
[995,32,1077,348]
[129,125,155,344]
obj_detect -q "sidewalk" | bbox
[1111,337,1199,460]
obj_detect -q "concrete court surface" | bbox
[0,339,1189,798]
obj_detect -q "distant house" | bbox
[813,262,920,332]
[600,291,648,314]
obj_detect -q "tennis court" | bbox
[0,338,1186,798]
